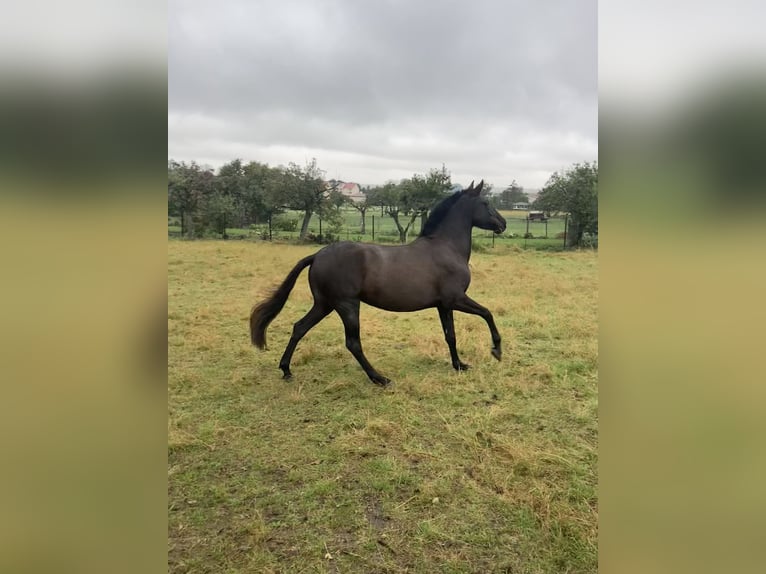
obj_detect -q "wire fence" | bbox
[168,210,596,250]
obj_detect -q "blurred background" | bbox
[0,1,166,573]
[600,1,766,573]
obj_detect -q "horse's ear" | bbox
[463,180,475,194]
[466,179,482,196]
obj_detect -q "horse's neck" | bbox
[433,211,473,261]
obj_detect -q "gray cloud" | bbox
[169,0,597,188]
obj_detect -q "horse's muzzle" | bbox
[493,218,507,234]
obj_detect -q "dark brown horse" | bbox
[250,180,506,386]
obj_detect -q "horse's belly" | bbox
[356,249,450,311]
[359,283,436,312]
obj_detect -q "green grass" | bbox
[168,241,598,573]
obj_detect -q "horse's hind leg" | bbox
[335,299,391,387]
[278,302,331,379]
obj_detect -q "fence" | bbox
[168,210,596,250]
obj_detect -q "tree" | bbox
[364,182,412,243]
[366,166,453,243]
[405,165,453,233]
[366,165,452,243]
[216,159,247,228]
[316,187,346,241]
[168,160,215,237]
[496,180,528,209]
[348,186,372,234]
[200,190,236,238]
[278,158,332,240]
[534,162,598,248]
[242,161,282,226]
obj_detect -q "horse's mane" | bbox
[419,191,463,237]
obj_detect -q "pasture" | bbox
[168,240,598,573]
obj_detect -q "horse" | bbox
[249,179,507,386]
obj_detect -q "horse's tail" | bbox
[250,254,315,349]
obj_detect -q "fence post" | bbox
[563,214,569,250]
[492,231,495,248]
[524,218,528,249]
[372,215,375,241]
[319,217,322,240]
[268,214,272,241]
[545,219,548,238]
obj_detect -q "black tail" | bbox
[250,254,315,349]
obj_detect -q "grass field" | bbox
[168,241,598,573]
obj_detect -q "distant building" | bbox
[511,190,539,209]
[327,180,366,203]
[339,182,366,203]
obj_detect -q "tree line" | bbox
[168,157,335,240]
[167,159,456,243]
[168,158,597,247]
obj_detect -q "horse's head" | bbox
[464,180,506,234]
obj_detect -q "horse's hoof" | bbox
[454,362,471,371]
[371,375,392,387]
[281,370,293,380]
[491,347,502,361]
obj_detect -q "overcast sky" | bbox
[168,0,597,189]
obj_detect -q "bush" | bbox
[304,232,340,244]
[580,233,598,248]
[375,235,402,244]
[272,214,299,232]
[322,232,340,244]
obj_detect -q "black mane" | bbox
[419,191,462,237]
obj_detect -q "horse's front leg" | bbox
[437,305,470,370]
[452,295,502,360]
